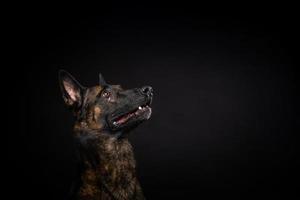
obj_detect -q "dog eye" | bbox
[102,91,110,98]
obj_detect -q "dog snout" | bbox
[140,86,153,97]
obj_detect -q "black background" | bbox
[9,6,298,200]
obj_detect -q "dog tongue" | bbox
[116,113,133,124]
[117,117,127,124]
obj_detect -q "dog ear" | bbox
[59,70,85,108]
[99,73,108,87]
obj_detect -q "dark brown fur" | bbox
[75,132,144,200]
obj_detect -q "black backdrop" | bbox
[11,7,298,200]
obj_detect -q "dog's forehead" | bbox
[111,85,123,90]
[85,85,123,101]
[84,86,102,103]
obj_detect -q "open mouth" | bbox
[112,104,152,127]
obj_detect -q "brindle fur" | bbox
[59,71,153,200]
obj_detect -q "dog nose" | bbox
[141,86,153,96]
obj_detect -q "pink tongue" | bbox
[117,117,127,124]
[117,113,133,124]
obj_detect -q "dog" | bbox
[59,70,153,200]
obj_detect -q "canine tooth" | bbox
[138,106,142,110]
[113,122,117,125]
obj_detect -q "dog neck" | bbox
[73,128,144,199]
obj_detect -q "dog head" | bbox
[59,70,153,137]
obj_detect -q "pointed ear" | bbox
[58,70,85,108]
[99,73,108,87]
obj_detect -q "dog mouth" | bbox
[113,105,151,126]
[108,101,152,131]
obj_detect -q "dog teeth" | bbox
[138,106,142,110]
[113,122,117,125]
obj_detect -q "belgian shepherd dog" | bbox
[59,70,153,200]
